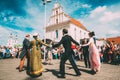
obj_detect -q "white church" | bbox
[7,33,18,48]
[45,2,89,43]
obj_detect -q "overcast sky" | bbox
[0,0,120,45]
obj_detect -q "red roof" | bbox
[70,18,88,31]
[107,36,120,44]
[65,14,88,31]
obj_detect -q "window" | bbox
[55,30,58,38]
[74,28,76,40]
[84,33,86,38]
[56,19,58,24]
[80,30,81,39]
[79,30,81,42]
[56,10,58,15]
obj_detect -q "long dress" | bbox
[82,37,101,71]
[29,39,48,77]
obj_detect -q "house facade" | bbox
[45,2,89,43]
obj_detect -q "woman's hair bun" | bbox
[91,31,95,36]
[89,31,95,37]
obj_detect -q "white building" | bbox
[45,2,89,43]
[7,33,18,48]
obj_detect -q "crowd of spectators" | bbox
[0,40,120,66]
[99,41,120,65]
[0,46,22,59]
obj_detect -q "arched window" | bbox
[84,32,86,38]
[56,10,58,15]
[79,30,81,43]
[56,18,58,24]
[56,30,58,38]
[74,28,76,40]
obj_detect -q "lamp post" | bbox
[42,0,51,61]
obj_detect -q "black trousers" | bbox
[27,57,30,70]
[83,53,90,68]
[59,53,81,76]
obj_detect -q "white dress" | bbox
[82,37,101,71]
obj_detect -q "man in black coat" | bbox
[17,34,30,72]
[52,29,81,78]
[81,38,90,68]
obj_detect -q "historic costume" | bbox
[29,33,48,77]
[18,34,30,72]
[82,37,101,72]
[52,29,81,78]
[81,38,90,68]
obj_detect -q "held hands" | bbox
[47,44,53,48]
[49,45,52,48]
[79,44,82,47]
[76,45,82,50]
[76,46,80,49]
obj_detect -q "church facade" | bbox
[45,2,89,43]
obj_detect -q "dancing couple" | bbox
[81,32,101,74]
[17,33,49,77]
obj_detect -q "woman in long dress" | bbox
[29,33,49,77]
[82,32,101,74]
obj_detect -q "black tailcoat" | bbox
[53,34,81,76]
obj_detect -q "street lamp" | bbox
[42,0,52,61]
[42,0,51,5]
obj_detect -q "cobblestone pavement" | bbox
[0,58,120,80]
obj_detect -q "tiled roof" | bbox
[65,14,89,31]
[70,18,88,31]
[107,36,120,44]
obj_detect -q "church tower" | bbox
[47,2,69,26]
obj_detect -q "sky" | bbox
[0,0,120,45]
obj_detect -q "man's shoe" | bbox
[19,69,24,72]
[90,70,96,75]
[75,73,81,76]
[16,67,19,69]
[57,74,65,78]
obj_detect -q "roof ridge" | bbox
[64,14,88,31]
